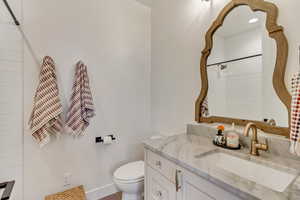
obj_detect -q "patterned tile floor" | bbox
[100,192,122,200]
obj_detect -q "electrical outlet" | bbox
[63,172,72,187]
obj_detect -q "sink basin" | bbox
[197,152,297,192]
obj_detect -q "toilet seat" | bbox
[113,161,144,183]
[114,177,144,184]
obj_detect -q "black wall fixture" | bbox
[2,0,20,26]
[0,181,15,200]
[95,135,116,143]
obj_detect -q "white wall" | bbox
[151,0,211,135]
[151,0,300,134]
[22,0,151,199]
[0,0,23,199]
[207,35,225,65]
[136,0,152,7]
[223,28,262,60]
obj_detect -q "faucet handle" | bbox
[256,138,268,152]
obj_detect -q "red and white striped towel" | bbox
[290,71,300,155]
[65,61,95,136]
[29,56,63,147]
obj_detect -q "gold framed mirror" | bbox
[195,0,291,137]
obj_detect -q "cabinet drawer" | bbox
[146,166,177,200]
[146,150,177,183]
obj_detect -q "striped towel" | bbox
[290,71,300,155]
[65,61,95,136]
[201,97,209,117]
[29,56,63,147]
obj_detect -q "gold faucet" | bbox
[243,123,268,156]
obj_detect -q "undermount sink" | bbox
[197,152,297,192]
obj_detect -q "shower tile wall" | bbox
[0,0,23,199]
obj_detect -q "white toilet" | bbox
[113,161,144,200]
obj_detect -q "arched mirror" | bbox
[195,0,291,137]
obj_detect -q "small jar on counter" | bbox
[226,123,240,148]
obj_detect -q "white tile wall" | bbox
[0,0,23,199]
[207,57,263,121]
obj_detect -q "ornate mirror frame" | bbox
[195,0,291,137]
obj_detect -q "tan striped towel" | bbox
[29,56,63,147]
[65,61,95,136]
[201,97,209,117]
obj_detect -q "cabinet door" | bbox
[146,166,177,200]
[179,170,241,200]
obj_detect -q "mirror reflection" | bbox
[206,6,288,127]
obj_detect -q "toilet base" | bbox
[122,192,143,200]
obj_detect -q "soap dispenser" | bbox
[214,125,226,146]
[226,123,240,148]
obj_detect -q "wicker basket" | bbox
[45,185,87,200]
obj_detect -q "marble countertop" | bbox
[143,131,300,200]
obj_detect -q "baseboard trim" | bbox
[86,183,119,200]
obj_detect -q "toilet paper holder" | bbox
[95,135,116,143]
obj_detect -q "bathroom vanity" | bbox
[144,0,300,199]
[144,124,300,200]
[145,147,242,200]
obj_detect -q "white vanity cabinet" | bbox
[179,169,241,200]
[146,166,177,200]
[145,149,242,200]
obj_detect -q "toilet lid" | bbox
[114,161,144,181]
